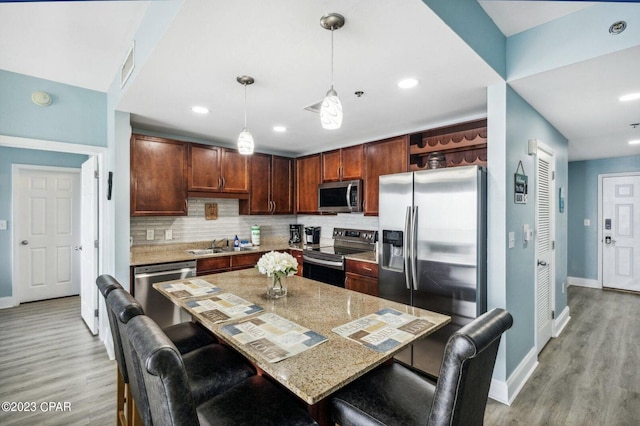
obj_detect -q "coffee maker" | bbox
[304,226,321,245]
[289,224,303,244]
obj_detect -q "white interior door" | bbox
[18,168,80,302]
[80,157,99,334]
[602,175,640,291]
[535,147,554,353]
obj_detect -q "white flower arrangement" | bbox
[256,251,298,279]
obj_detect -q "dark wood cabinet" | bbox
[240,154,293,215]
[188,144,249,196]
[321,145,363,182]
[131,134,188,216]
[364,136,408,216]
[295,154,322,214]
[345,258,378,296]
[290,249,304,277]
[196,256,231,276]
[230,252,262,270]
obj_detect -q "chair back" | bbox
[428,308,513,426]
[96,274,123,298]
[106,289,152,425]
[126,314,199,426]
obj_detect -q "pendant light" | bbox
[236,75,255,155]
[320,13,345,130]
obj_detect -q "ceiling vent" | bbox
[304,100,323,113]
[121,41,135,88]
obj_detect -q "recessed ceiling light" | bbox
[397,78,419,89]
[629,140,640,145]
[619,93,640,102]
[192,106,209,114]
[273,126,287,132]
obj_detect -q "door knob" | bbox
[21,240,29,245]
[537,260,547,266]
[74,246,83,251]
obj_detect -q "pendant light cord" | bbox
[243,83,248,128]
[330,27,335,89]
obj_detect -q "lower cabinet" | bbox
[344,259,378,296]
[196,256,231,276]
[230,252,263,271]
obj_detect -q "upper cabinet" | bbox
[188,144,249,196]
[131,134,188,216]
[363,135,408,216]
[321,144,363,182]
[240,154,293,215]
[295,154,322,214]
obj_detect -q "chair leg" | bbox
[117,368,127,426]
[130,398,143,426]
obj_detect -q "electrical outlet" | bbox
[508,232,515,249]
[0,220,6,230]
[146,229,154,240]
[562,282,566,294]
[584,219,590,226]
[165,229,173,240]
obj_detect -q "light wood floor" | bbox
[0,296,116,426]
[485,286,640,425]
[1,287,638,425]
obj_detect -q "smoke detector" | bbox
[31,91,52,107]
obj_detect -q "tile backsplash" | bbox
[131,198,379,246]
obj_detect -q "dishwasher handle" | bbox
[134,267,196,280]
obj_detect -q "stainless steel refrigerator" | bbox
[378,165,487,378]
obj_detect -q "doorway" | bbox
[535,144,555,353]
[600,173,640,292]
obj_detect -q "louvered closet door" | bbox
[536,148,554,353]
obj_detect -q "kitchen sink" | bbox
[186,247,256,256]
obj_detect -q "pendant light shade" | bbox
[321,87,343,130]
[236,75,255,155]
[320,13,345,130]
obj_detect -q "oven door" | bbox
[302,255,345,287]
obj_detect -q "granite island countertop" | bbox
[153,269,450,405]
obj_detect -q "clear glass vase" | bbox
[266,274,287,299]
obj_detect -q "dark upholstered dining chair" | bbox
[331,308,513,426]
[106,288,255,426]
[97,274,220,425]
[126,314,318,426]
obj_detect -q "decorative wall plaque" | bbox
[205,203,218,220]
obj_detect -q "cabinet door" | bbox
[196,256,231,276]
[341,145,364,181]
[131,134,187,216]
[364,136,408,215]
[188,144,221,192]
[290,249,304,276]
[271,155,294,214]
[220,149,249,193]
[321,149,342,182]
[295,154,321,214]
[345,272,378,296]
[230,252,263,270]
[242,153,271,214]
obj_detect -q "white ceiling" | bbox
[1,0,639,161]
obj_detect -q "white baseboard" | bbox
[0,296,18,309]
[553,306,571,337]
[489,346,538,405]
[568,276,600,289]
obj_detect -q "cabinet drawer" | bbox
[345,259,378,278]
[197,256,231,275]
[345,272,378,297]
[231,252,262,269]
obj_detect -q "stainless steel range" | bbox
[302,228,377,287]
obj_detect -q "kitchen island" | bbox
[154,269,450,425]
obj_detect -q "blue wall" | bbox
[568,155,640,280]
[0,69,107,147]
[0,147,88,298]
[504,86,568,375]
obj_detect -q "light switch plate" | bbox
[0,220,6,230]
[165,229,173,240]
[584,219,590,226]
[146,229,154,240]
[508,232,515,249]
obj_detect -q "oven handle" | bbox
[303,255,344,270]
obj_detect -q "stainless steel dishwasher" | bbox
[133,260,196,328]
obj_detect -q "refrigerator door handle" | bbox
[411,206,419,290]
[404,206,412,290]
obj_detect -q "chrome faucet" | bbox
[212,238,228,248]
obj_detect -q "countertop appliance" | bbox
[289,224,303,244]
[303,227,377,287]
[318,180,362,213]
[304,226,321,245]
[378,165,486,378]
[133,260,196,328]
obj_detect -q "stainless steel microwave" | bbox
[318,180,362,213]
